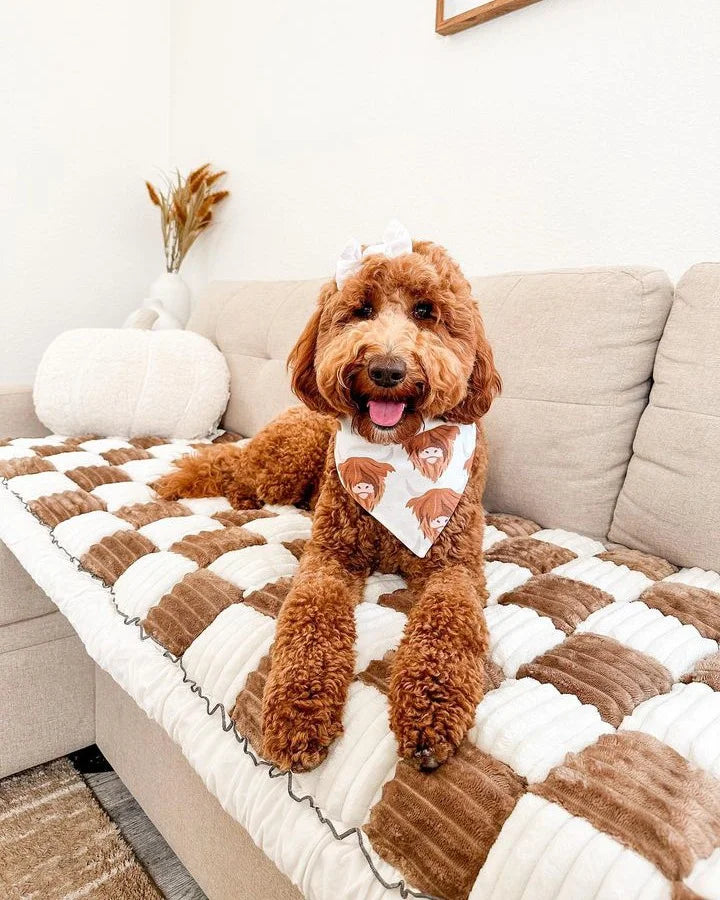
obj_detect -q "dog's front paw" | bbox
[389,645,482,773]
[261,692,343,772]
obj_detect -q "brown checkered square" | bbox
[533,731,720,881]
[485,513,540,537]
[640,582,720,640]
[282,538,308,560]
[497,573,613,633]
[0,456,55,479]
[169,526,265,567]
[212,509,273,527]
[365,743,526,900]
[230,652,270,751]
[243,579,292,618]
[127,436,167,449]
[32,443,76,457]
[101,447,152,464]
[517,633,674,726]
[65,465,130,491]
[29,489,107,528]
[115,500,190,527]
[378,588,416,614]
[81,531,157,584]
[357,652,504,698]
[485,536,576,574]
[682,651,720,691]
[596,547,678,579]
[143,569,243,656]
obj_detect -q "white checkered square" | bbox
[468,678,613,782]
[8,471,79,502]
[620,681,720,778]
[243,512,313,543]
[138,514,223,550]
[91,481,157,511]
[53,510,133,558]
[178,497,233,516]
[485,560,532,604]
[182,602,275,712]
[577,601,719,680]
[114,551,197,619]
[353,603,406,674]
[293,682,397,827]
[485,604,564,677]
[44,451,109,471]
[552,557,652,603]
[209,544,299,595]
[469,794,669,900]
[532,529,605,557]
[118,458,174,484]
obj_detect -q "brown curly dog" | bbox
[155,240,501,773]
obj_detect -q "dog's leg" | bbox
[153,443,262,509]
[154,407,333,508]
[389,566,488,771]
[262,549,363,772]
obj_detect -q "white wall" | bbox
[4,1,720,385]
[1,2,172,383]
[170,0,720,289]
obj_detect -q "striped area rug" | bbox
[0,758,161,899]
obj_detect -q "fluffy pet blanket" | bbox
[2,432,720,899]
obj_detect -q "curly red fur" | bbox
[154,239,499,773]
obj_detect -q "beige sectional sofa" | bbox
[1,262,719,899]
[0,387,94,778]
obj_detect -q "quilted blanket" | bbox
[2,432,720,900]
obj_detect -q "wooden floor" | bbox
[64,744,206,900]
[85,769,207,900]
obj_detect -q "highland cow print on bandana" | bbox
[335,418,476,557]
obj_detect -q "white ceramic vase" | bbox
[146,271,191,329]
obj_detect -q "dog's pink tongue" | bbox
[368,400,405,427]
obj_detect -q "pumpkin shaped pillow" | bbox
[34,329,230,439]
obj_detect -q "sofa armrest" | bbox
[0,385,48,440]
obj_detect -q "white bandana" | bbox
[334,418,477,557]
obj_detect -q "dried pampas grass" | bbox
[145,164,229,273]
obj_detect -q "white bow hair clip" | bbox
[335,219,413,289]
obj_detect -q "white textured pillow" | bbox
[34,329,230,439]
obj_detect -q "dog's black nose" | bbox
[368,355,407,388]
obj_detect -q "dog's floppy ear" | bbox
[446,312,501,423]
[287,281,335,413]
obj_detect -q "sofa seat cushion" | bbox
[610,263,720,571]
[0,539,57,626]
[0,609,74,655]
[2,434,720,900]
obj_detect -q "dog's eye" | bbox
[413,301,434,320]
[353,303,374,320]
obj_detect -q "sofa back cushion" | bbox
[187,279,326,437]
[610,263,720,569]
[189,266,673,540]
[472,267,672,539]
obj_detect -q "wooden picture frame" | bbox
[436,0,543,35]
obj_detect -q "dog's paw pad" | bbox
[413,746,441,772]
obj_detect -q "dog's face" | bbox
[288,241,501,444]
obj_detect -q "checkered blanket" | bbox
[1,432,720,900]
